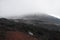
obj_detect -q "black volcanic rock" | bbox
[0,15,60,40]
[15,14,59,31]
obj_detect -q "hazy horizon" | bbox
[0,0,60,18]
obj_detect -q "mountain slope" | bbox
[22,14,60,24]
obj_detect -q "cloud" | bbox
[0,0,60,18]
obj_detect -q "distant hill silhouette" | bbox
[22,14,60,24]
[12,14,60,31]
[0,13,60,40]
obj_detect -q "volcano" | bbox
[0,14,60,40]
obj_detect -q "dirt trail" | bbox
[5,31,38,40]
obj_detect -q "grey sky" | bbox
[0,0,60,18]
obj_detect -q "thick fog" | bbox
[0,0,60,18]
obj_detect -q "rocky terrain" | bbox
[0,14,60,40]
